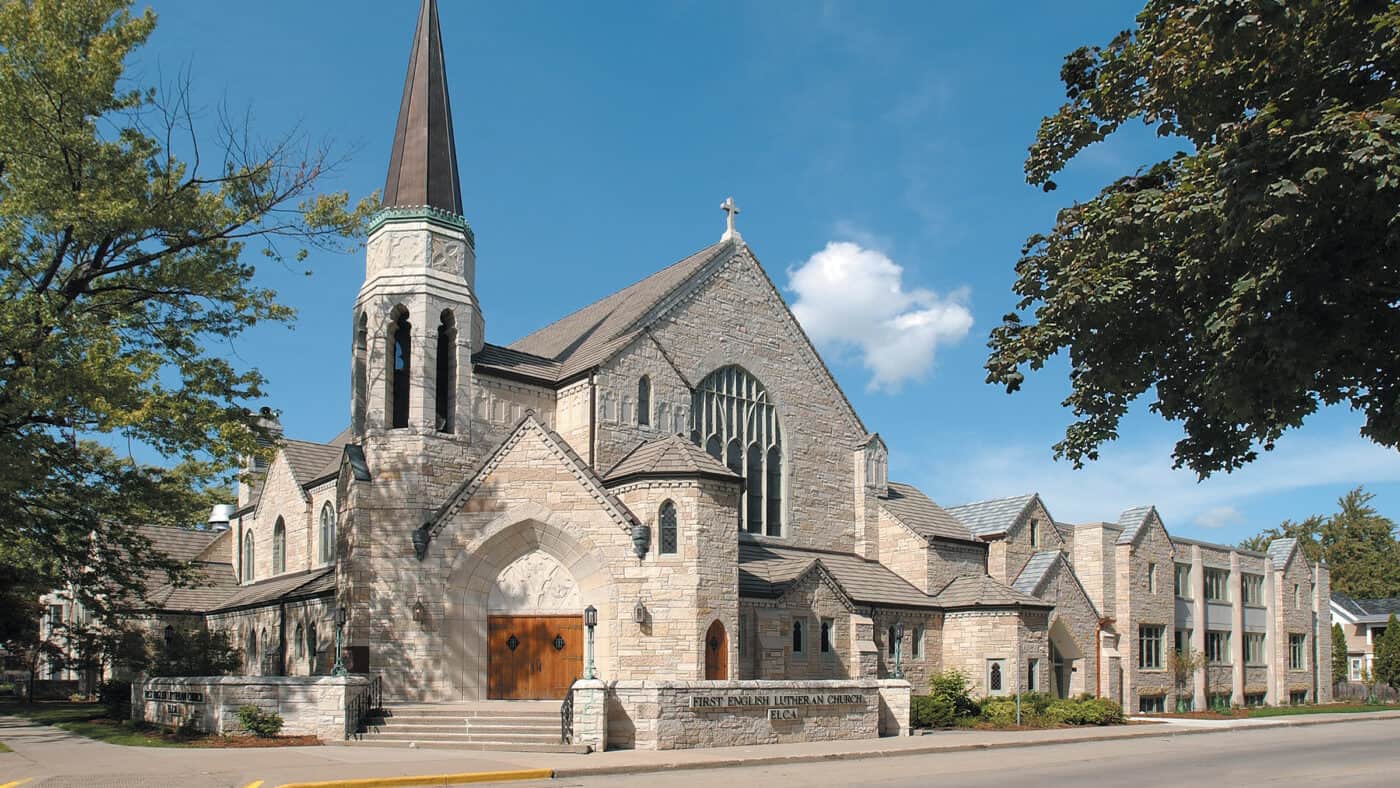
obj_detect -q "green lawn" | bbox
[1247,703,1400,718]
[0,702,192,748]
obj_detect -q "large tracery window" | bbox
[690,366,783,536]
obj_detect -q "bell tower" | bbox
[352,0,481,451]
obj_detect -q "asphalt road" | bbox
[544,718,1400,788]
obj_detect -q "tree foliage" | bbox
[1332,622,1349,685]
[987,0,1400,477]
[1239,487,1400,598]
[147,625,242,677]
[1372,613,1400,691]
[0,0,374,622]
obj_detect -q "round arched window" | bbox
[690,366,783,536]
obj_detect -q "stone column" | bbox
[877,679,912,736]
[1314,562,1332,703]
[1191,546,1207,711]
[571,679,608,752]
[1230,552,1244,706]
[1264,562,1278,705]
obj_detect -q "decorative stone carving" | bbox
[487,550,580,613]
[430,237,466,277]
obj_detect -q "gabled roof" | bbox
[1012,550,1062,596]
[945,493,1037,538]
[1331,592,1400,623]
[879,482,976,542]
[603,435,742,486]
[1268,537,1298,570]
[1116,505,1157,545]
[738,542,939,609]
[426,413,640,542]
[934,573,1054,610]
[144,562,239,613]
[137,524,225,563]
[507,241,731,379]
[282,439,345,488]
[382,0,462,215]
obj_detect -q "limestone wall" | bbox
[132,674,368,741]
[604,679,898,750]
[1116,514,1177,710]
[941,610,1048,697]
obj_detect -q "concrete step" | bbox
[366,731,561,744]
[344,738,590,753]
[465,723,559,735]
[364,723,466,734]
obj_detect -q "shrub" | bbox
[911,694,957,728]
[98,679,132,720]
[236,705,284,738]
[979,696,1020,726]
[1047,696,1125,726]
[927,669,979,718]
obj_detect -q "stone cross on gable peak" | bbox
[720,196,742,242]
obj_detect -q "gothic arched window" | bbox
[246,629,256,668]
[294,623,305,660]
[319,502,336,564]
[353,312,368,433]
[272,517,286,575]
[435,310,456,433]
[307,622,318,672]
[792,619,804,654]
[658,500,677,555]
[691,366,783,536]
[389,307,412,429]
[242,531,255,582]
[637,376,651,426]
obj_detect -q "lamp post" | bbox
[331,605,349,677]
[583,605,598,680]
[892,622,905,680]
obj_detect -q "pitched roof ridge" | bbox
[508,241,729,359]
[945,492,1038,510]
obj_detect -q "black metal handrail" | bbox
[560,679,578,744]
[345,674,383,740]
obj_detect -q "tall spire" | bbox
[382,0,463,216]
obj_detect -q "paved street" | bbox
[547,719,1400,788]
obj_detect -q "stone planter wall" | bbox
[130,674,369,741]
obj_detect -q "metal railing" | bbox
[560,679,578,744]
[345,674,383,740]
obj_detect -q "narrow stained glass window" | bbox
[659,500,677,555]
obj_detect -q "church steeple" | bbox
[382,0,463,216]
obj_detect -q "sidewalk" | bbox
[3,710,1399,787]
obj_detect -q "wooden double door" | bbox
[487,615,583,700]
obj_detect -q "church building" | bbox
[65,1,1329,734]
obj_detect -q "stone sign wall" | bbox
[131,675,369,741]
[603,679,910,750]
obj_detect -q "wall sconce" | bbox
[412,597,427,625]
[630,523,651,559]
[632,599,647,624]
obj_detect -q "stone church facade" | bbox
[53,0,1329,722]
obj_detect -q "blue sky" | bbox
[134,0,1400,542]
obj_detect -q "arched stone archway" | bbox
[443,508,612,700]
[1048,617,1083,699]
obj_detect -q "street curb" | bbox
[273,769,553,788]
[550,711,1400,779]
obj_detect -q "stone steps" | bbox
[350,702,586,753]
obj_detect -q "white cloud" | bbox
[919,431,1400,538]
[788,241,972,393]
[1195,506,1243,530]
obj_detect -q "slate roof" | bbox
[144,562,239,612]
[933,574,1053,610]
[282,439,344,487]
[211,567,336,613]
[473,343,563,384]
[1332,593,1400,622]
[1115,505,1156,545]
[603,435,742,485]
[1012,550,1062,596]
[879,483,976,541]
[945,494,1037,537]
[507,242,731,380]
[137,525,224,563]
[738,542,939,609]
[1268,537,1298,570]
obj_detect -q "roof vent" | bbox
[208,504,236,531]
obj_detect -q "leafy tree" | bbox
[1333,622,1349,685]
[148,625,241,677]
[0,0,373,624]
[986,0,1400,477]
[1168,646,1203,711]
[1372,614,1400,692]
[0,565,59,703]
[1239,488,1400,598]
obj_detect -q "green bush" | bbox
[927,669,979,718]
[236,704,284,738]
[911,694,957,728]
[98,680,132,720]
[1047,696,1125,726]
[979,696,1020,726]
[977,694,1125,727]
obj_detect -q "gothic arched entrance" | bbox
[705,620,728,680]
[485,551,584,700]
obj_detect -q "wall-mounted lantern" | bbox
[632,599,647,625]
[892,621,905,680]
[630,523,651,559]
[412,597,427,625]
[332,605,349,677]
